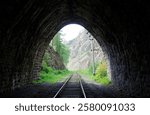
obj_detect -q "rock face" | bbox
[46,46,65,70]
[66,30,105,71]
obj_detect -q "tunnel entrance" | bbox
[0,0,149,97]
[31,24,112,98]
[37,24,111,85]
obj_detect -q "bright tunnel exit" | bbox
[22,24,113,98]
[37,24,111,86]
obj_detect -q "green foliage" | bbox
[51,32,70,65]
[51,32,61,53]
[34,61,72,84]
[57,42,70,65]
[34,34,71,84]
[94,61,111,85]
[78,60,111,85]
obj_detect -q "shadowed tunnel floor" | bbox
[2,74,126,98]
[0,0,150,97]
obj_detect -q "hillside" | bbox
[66,30,105,71]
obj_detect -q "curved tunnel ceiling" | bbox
[0,0,150,97]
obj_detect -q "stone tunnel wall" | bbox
[0,0,150,97]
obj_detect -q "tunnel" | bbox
[0,0,150,97]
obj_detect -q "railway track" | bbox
[53,73,86,98]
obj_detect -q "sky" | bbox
[60,24,84,41]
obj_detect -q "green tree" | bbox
[51,32,70,65]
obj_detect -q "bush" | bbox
[78,61,111,85]
[34,56,72,84]
[94,61,111,85]
[34,66,71,84]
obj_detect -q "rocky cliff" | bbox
[46,46,65,70]
[66,30,105,71]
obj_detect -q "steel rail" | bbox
[78,74,87,98]
[53,75,72,98]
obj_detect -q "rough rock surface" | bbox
[66,29,105,71]
[46,46,65,70]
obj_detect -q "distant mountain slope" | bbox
[66,30,105,71]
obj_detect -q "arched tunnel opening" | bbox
[0,0,150,97]
[30,24,112,98]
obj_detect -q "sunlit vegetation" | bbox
[94,61,111,85]
[51,32,70,65]
[35,26,110,86]
[79,60,111,85]
[34,32,71,84]
[34,61,72,84]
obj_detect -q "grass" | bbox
[78,61,111,85]
[78,69,93,80]
[33,66,72,84]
